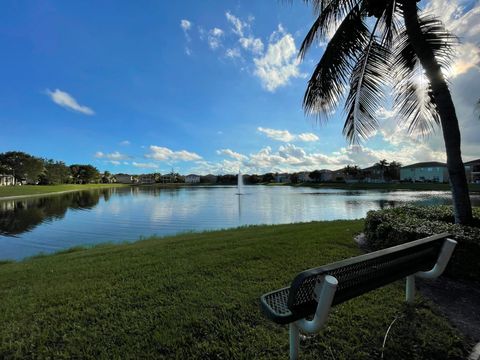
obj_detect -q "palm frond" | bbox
[299,0,361,60]
[377,0,400,49]
[344,35,390,143]
[392,14,456,136]
[303,5,369,120]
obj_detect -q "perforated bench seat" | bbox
[261,233,450,324]
[260,233,458,359]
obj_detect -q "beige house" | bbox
[114,174,134,184]
[138,174,155,184]
[0,174,15,186]
[185,174,200,183]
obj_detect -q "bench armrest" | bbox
[416,238,457,279]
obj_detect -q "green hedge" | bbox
[364,205,480,281]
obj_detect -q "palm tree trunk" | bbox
[403,0,472,224]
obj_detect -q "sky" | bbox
[0,0,479,175]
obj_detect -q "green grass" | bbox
[0,221,470,359]
[0,183,129,198]
[270,182,480,192]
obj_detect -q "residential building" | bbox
[0,174,15,186]
[138,174,155,184]
[297,171,312,183]
[160,173,178,183]
[362,165,385,183]
[400,162,448,183]
[275,173,291,183]
[185,174,200,183]
[331,169,345,182]
[464,159,480,183]
[115,174,134,184]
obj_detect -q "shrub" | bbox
[364,205,480,281]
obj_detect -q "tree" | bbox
[0,151,44,183]
[386,161,402,180]
[299,0,472,224]
[310,169,322,182]
[40,160,71,185]
[69,164,100,184]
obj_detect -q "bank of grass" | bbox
[0,183,129,199]
[267,181,480,192]
[0,221,470,359]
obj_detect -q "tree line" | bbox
[0,151,102,184]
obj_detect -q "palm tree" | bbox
[375,159,389,181]
[299,0,472,224]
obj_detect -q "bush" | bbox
[364,205,480,281]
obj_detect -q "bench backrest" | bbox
[287,233,449,318]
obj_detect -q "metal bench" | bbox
[260,233,457,360]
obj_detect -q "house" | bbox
[400,162,448,183]
[297,172,312,183]
[160,173,178,183]
[138,174,155,184]
[0,174,15,186]
[275,173,291,183]
[331,169,346,182]
[362,165,385,183]
[114,174,134,184]
[185,174,201,183]
[464,159,480,183]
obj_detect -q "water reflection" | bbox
[0,189,114,236]
[0,185,478,261]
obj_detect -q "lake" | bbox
[1,185,479,260]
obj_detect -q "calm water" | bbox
[1,185,479,260]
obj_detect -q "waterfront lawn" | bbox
[0,183,128,198]
[0,221,470,359]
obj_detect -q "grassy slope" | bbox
[0,184,128,198]
[0,221,469,359]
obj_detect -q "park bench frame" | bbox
[260,233,457,360]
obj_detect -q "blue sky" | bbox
[0,0,479,175]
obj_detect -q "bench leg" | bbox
[406,275,415,303]
[289,323,300,360]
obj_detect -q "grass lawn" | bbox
[0,221,470,359]
[0,183,129,198]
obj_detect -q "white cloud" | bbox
[180,19,192,32]
[132,162,159,169]
[424,0,480,78]
[225,48,241,58]
[208,27,224,50]
[226,11,247,37]
[46,89,94,115]
[95,151,130,160]
[109,160,121,165]
[145,145,202,162]
[253,27,302,91]
[257,127,319,142]
[239,36,264,54]
[216,149,248,161]
[119,140,130,146]
[180,19,193,55]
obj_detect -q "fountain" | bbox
[237,170,244,195]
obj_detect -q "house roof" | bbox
[401,161,446,169]
[186,174,200,177]
[464,159,480,165]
